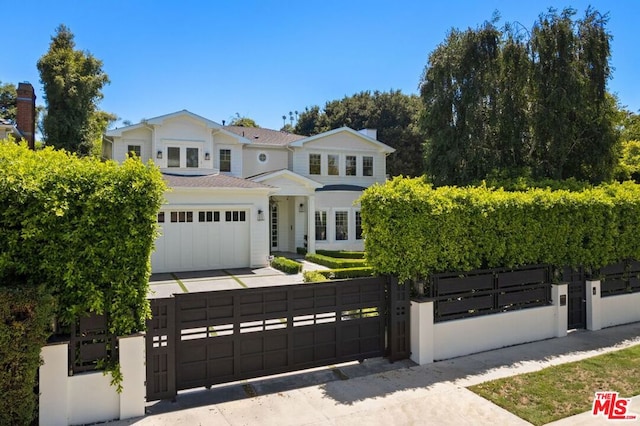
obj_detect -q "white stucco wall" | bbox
[314,191,364,251]
[600,292,640,328]
[39,335,145,426]
[433,306,557,361]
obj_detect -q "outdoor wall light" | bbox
[299,203,305,213]
[257,209,265,221]
[156,150,163,159]
[205,152,210,161]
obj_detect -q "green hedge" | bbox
[302,270,329,283]
[0,286,55,425]
[316,267,374,279]
[305,253,368,269]
[315,250,365,259]
[0,142,166,334]
[360,177,640,281]
[271,257,302,274]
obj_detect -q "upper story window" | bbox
[346,155,356,176]
[167,147,180,168]
[186,148,199,168]
[328,154,339,175]
[127,145,141,158]
[309,154,321,175]
[363,156,373,176]
[220,149,231,172]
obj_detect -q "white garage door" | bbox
[151,209,250,273]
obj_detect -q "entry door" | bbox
[564,267,586,329]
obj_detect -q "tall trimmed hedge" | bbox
[360,177,640,281]
[0,286,55,425]
[0,141,166,332]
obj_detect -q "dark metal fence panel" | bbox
[146,298,176,402]
[429,265,552,322]
[69,312,116,374]
[563,266,587,330]
[600,260,640,297]
[172,277,388,392]
[387,276,411,362]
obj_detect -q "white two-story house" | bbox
[103,110,394,273]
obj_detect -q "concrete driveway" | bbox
[148,259,328,299]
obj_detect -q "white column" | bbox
[586,280,602,331]
[119,334,146,420]
[39,343,69,426]
[307,194,316,254]
[410,300,434,365]
[552,283,568,337]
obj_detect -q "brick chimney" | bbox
[16,82,36,149]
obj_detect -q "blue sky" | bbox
[4,0,639,131]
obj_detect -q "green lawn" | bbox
[469,345,640,426]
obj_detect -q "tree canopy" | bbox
[0,81,17,122]
[228,114,259,127]
[37,24,111,155]
[420,7,618,185]
[293,91,425,177]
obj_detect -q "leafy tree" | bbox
[620,111,640,142]
[37,24,110,155]
[280,123,295,133]
[294,91,425,177]
[420,7,618,185]
[229,113,259,127]
[0,81,17,122]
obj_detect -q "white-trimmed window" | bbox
[258,152,268,163]
[220,149,231,172]
[127,145,141,158]
[346,155,356,176]
[335,211,349,240]
[186,147,199,168]
[309,154,321,175]
[355,211,363,240]
[167,147,180,168]
[363,156,373,177]
[315,211,327,241]
[328,154,339,175]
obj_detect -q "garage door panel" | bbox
[152,209,249,273]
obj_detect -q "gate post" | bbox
[387,276,411,362]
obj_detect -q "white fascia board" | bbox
[289,126,396,153]
[213,128,251,145]
[146,110,222,129]
[251,169,323,189]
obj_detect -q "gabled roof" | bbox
[106,110,222,137]
[163,172,273,190]
[289,126,395,153]
[224,126,305,146]
[249,169,323,189]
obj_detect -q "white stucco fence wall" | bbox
[39,334,145,426]
[586,280,640,330]
[411,283,568,364]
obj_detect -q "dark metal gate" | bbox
[146,276,407,402]
[563,267,586,330]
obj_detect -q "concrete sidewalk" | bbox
[109,322,640,426]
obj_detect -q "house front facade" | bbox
[104,110,394,273]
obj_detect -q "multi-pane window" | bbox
[355,211,363,240]
[225,210,246,222]
[157,212,165,223]
[167,147,180,167]
[198,211,220,222]
[186,147,199,168]
[315,211,327,241]
[309,154,321,175]
[328,154,339,175]
[335,211,348,240]
[170,211,193,223]
[220,149,231,172]
[346,155,356,176]
[127,145,141,158]
[363,156,373,177]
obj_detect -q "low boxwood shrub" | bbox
[305,253,367,269]
[316,267,374,279]
[296,247,307,255]
[316,250,365,259]
[360,176,640,281]
[271,257,302,274]
[302,270,329,283]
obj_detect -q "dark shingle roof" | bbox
[163,173,273,189]
[223,126,305,146]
